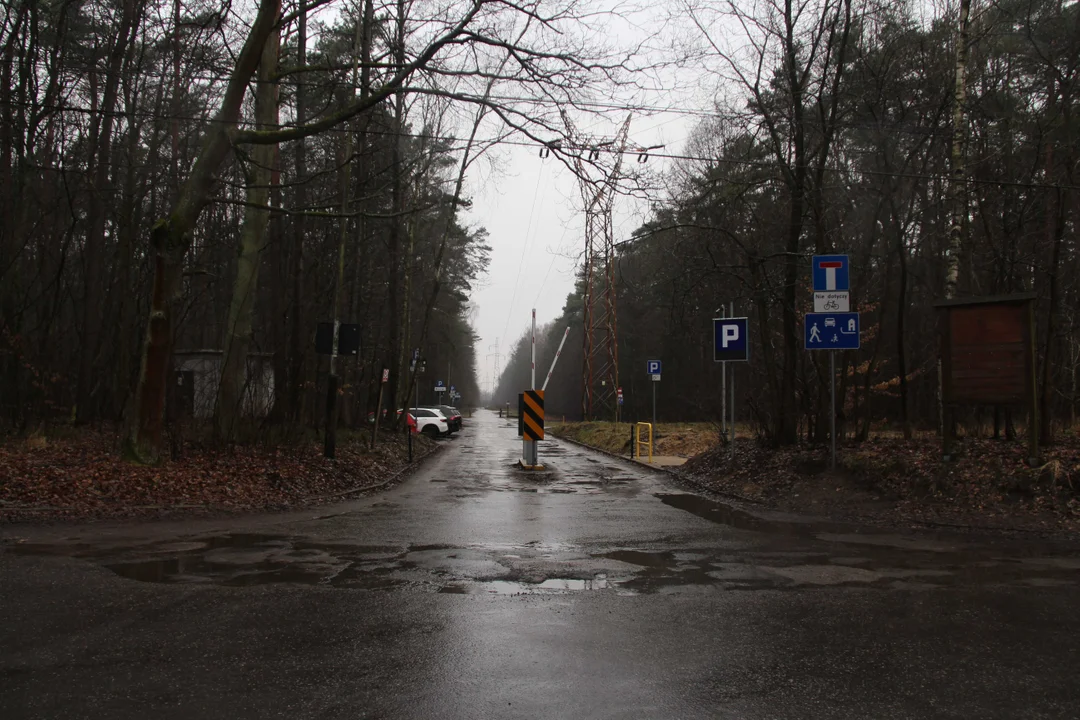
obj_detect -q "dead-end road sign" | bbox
[523,390,544,441]
[812,254,849,292]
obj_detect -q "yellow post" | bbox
[636,422,653,464]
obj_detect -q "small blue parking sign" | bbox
[713,317,749,362]
[646,360,662,374]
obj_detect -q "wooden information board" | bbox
[936,293,1038,463]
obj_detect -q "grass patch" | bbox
[548,421,720,457]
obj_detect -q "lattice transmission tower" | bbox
[562,113,632,421]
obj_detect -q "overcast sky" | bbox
[464,110,694,395]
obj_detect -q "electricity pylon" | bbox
[562,113,631,421]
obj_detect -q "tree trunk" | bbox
[346,0,374,427]
[286,6,308,422]
[78,0,139,421]
[943,0,971,300]
[125,0,281,463]
[895,213,911,439]
[1040,144,1063,445]
[215,21,280,442]
[774,0,806,447]
[383,0,408,421]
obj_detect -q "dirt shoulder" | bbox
[0,427,436,522]
[549,421,716,457]
[679,436,1080,536]
[550,421,1080,536]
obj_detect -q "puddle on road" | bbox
[438,584,469,593]
[655,494,802,534]
[605,550,675,568]
[105,551,415,589]
[12,522,1080,594]
[15,533,418,589]
[479,577,610,595]
[654,494,858,536]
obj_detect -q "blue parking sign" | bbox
[646,360,662,374]
[805,312,860,350]
[713,317,749,362]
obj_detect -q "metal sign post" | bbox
[647,360,661,431]
[712,309,748,459]
[808,255,857,469]
[805,313,860,469]
[830,351,836,469]
[729,301,735,460]
[371,368,389,450]
[719,308,726,440]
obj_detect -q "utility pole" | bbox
[487,338,501,403]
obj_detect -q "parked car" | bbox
[409,408,450,437]
[414,406,460,433]
[433,405,462,431]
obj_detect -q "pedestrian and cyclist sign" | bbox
[805,312,860,350]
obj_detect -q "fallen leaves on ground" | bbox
[679,434,1080,535]
[0,427,435,521]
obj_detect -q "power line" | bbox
[10,78,1072,150]
[8,98,1080,192]
[497,159,547,359]
[533,223,574,307]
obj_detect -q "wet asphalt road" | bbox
[3,410,1080,718]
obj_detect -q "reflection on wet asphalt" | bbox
[12,423,1080,594]
[4,409,1080,719]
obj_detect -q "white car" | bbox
[409,408,449,437]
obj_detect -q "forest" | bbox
[0,0,637,462]
[494,0,1079,448]
[1,0,1078,463]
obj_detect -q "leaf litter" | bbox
[679,434,1080,535]
[0,428,436,521]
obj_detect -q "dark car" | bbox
[422,405,461,432]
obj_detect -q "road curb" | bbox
[548,431,777,508]
[551,433,1080,540]
[302,442,444,502]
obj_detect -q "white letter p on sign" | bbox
[722,324,739,347]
